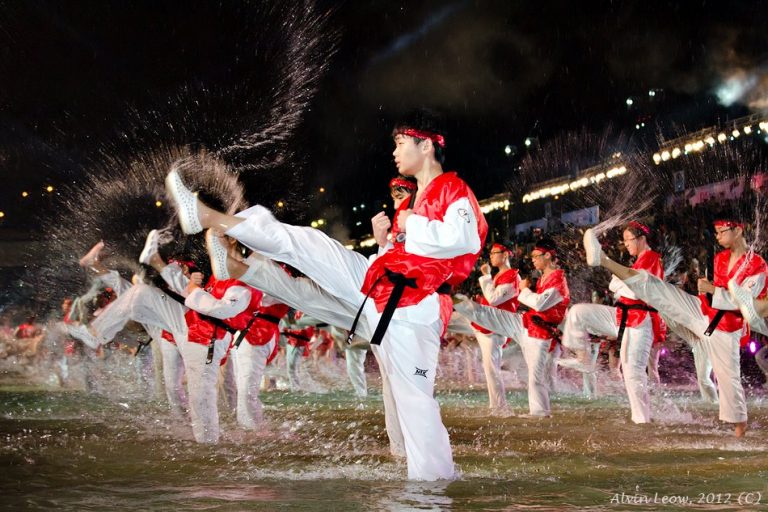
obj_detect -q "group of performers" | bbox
[63,109,768,481]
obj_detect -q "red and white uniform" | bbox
[562,249,665,423]
[226,170,486,480]
[454,269,568,417]
[470,268,520,410]
[620,247,767,424]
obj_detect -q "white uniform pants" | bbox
[623,271,746,423]
[90,284,229,442]
[227,205,453,480]
[345,347,368,397]
[561,303,653,423]
[286,344,304,391]
[234,336,276,428]
[454,301,556,416]
[473,330,507,409]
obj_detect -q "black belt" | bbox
[615,302,657,356]
[233,312,282,349]
[529,315,561,352]
[157,284,236,365]
[347,269,452,346]
[283,331,312,343]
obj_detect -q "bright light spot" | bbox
[352,206,357,212]
[355,221,362,226]
[504,145,512,155]
[319,187,326,193]
[360,204,365,209]
[716,73,757,106]
[661,150,671,161]
[749,341,758,354]
[155,201,162,207]
[648,90,656,97]
[717,132,727,143]
[635,124,640,130]
[45,185,54,193]
[732,129,740,138]
[705,136,715,145]
[524,138,532,147]
[21,191,29,198]
[671,148,681,158]
[317,219,325,226]
[277,201,284,208]
[653,153,662,164]
[382,204,388,208]
[626,98,634,106]
[684,143,692,152]
[744,125,752,134]
[0,211,5,218]
[310,221,318,228]
[660,348,667,356]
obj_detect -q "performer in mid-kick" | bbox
[165,110,487,480]
[581,215,766,437]
[559,221,666,424]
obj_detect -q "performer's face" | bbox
[390,187,412,209]
[622,230,644,256]
[393,134,426,176]
[530,250,549,270]
[714,225,739,248]
[489,248,507,268]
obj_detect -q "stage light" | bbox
[661,151,670,161]
[671,148,681,158]
[653,153,661,164]
[717,133,727,142]
[155,201,162,207]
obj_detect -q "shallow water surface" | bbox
[1,381,767,511]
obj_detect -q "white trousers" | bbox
[227,205,454,480]
[623,271,746,423]
[91,283,229,442]
[286,343,305,391]
[691,341,719,403]
[473,331,507,409]
[345,347,368,397]
[454,301,556,416]
[234,337,276,428]
[561,303,653,423]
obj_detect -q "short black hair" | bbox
[392,108,446,164]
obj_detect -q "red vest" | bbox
[699,249,768,344]
[185,277,257,346]
[472,268,520,334]
[245,302,290,346]
[522,269,570,339]
[616,250,667,344]
[361,172,488,311]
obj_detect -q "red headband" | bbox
[714,219,744,229]
[168,258,197,269]
[400,128,446,148]
[534,245,556,256]
[491,243,509,254]
[389,177,417,191]
[627,221,650,236]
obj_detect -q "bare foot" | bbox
[735,421,748,438]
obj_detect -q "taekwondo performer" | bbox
[471,243,520,410]
[166,109,487,480]
[454,238,569,418]
[582,215,766,437]
[559,221,666,424]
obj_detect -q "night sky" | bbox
[1,0,767,239]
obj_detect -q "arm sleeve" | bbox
[479,275,519,306]
[609,274,637,300]
[184,286,251,319]
[160,264,190,296]
[711,287,738,310]
[404,197,481,258]
[517,287,563,312]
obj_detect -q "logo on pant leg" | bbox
[414,367,428,378]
